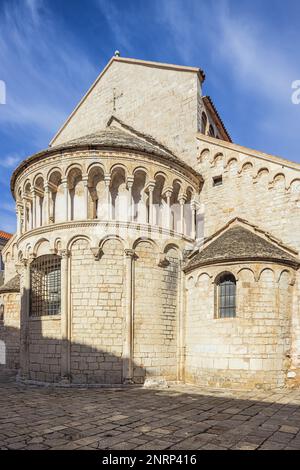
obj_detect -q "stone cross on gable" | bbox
[110,87,123,113]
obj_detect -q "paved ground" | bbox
[1,380,300,450]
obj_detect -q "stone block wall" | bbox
[52,60,200,166]
[133,242,179,383]
[0,292,20,371]
[28,316,61,382]
[198,143,300,253]
[185,263,294,390]
[70,238,124,384]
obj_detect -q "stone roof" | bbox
[11,125,201,197]
[0,275,20,294]
[58,126,178,160]
[185,226,300,272]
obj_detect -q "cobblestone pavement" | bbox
[1,381,300,450]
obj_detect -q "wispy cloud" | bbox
[0,0,98,233]
[96,0,135,53]
[0,154,22,168]
[156,0,300,157]
[0,0,97,145]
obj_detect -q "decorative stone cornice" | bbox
[124,249,136,259]
[157,253,170,268]
[16,219,194,245]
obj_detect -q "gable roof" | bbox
[184,219,300,272]
[0,275,20,294]
[202,96,232,142]
[50,55,206,147]
[0,231,12,242]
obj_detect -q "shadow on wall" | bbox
[0,323,146,385]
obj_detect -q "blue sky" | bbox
[0,0,300,233]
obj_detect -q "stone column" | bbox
[191,200,197,239]
[16,204,22,236]
[179,195,186,235]
[127,176,134,222]
[60,249,70,382]
[177,260,186,382]
[23,200,27,232]
[62,178,69,222]
[123,249,135,384]
[104,174,111,220]
[147,182,155,225]
[164,188,173,231]
[83,175,89,220]
[31,189,37,229]
[44,183,50,225]
[19,258,31,380]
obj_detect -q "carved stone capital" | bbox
[157,253,170,268]
[58,249,70,259]
[124,249,136,259]
[90,247,104,261]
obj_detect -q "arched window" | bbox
[30,255,61,316]
[201,112,207,134]
[208,125,215,137]
[216,273,236,318]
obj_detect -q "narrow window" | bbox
[217,273,236,318]
[0,253,4,272]
[0,304,4,323]
[208,125,215,137]
[201,112,207,134]
[213,175,223,187]
[30,255,61,316]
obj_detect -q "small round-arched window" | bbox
[30,255,61,317]
[216,273,236,318]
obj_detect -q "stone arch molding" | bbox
[197,146,300,199]
[14,148,199,239]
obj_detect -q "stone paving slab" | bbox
[0,382,300,450]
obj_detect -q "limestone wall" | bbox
[70,238,124,384]
[0,292,20,371]
[28,316,61,382]
[198,140,300,252]
[51,60,200,166]
[133,242,179,383]
[185,263,294,390]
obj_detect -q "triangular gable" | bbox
[50,56,205,148]
[184,218,299,272]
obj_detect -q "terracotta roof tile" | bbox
[0,231,12,241]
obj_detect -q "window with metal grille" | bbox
[217,273,236,318]
[30,255,61,316]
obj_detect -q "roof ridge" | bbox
[184,222,300,272]
[106,115,177,158]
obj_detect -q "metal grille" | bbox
[218,274,236,318]
[30,255,61,316]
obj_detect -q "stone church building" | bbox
[1,55,300,390]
